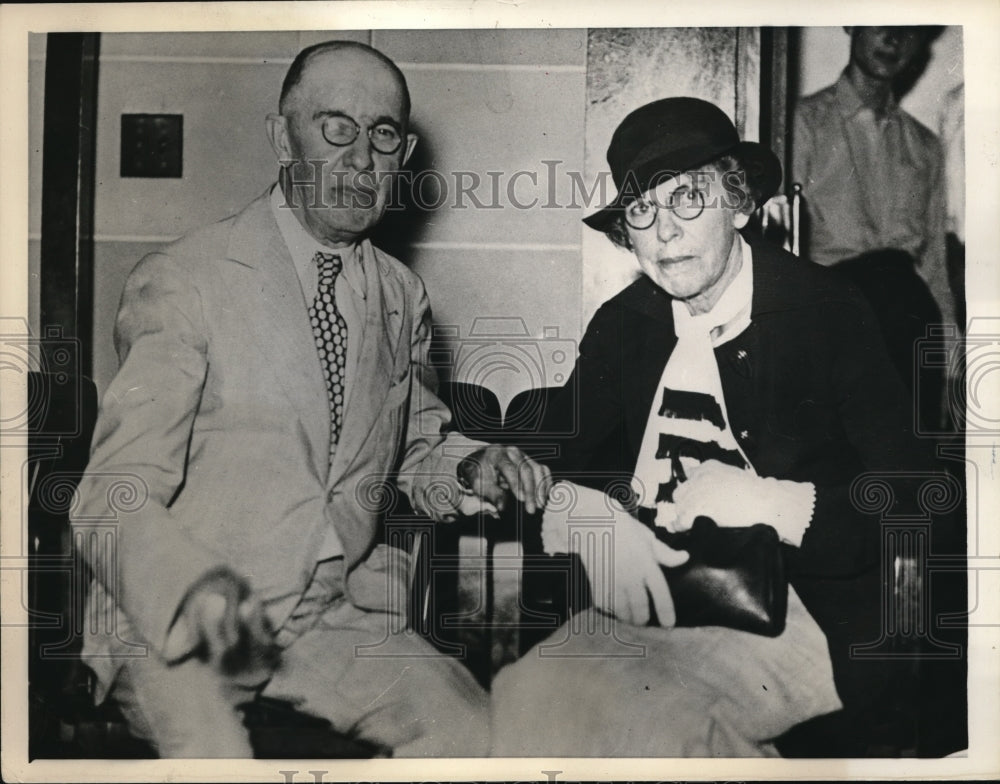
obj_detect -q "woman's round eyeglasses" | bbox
[624,186,706,230]
[321,114,404,155]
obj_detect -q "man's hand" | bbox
[457,445,552,515]
[541,482,688,627]
[163,567,279,679]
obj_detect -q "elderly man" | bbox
[71,41,549,758]
[491,97,931,756]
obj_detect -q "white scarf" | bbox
[631,236,756,525]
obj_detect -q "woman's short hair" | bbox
[602,152,761,252]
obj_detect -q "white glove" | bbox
[541,482,689,627]
[669,460,816,546]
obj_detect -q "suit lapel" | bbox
[628,321,677,454]
[220,194,331,473]
[327,241,406,486]
[619,278,678,454]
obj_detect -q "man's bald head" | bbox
[266,39,418,246]
[279,40,411,122]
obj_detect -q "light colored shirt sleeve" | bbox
[394,279,489,521]
[917,139,954,329]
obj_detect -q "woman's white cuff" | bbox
[763,478,815,547]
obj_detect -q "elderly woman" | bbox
[490,97,928,756]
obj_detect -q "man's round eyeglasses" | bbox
[624,187,706,230]
[321,114,404,155]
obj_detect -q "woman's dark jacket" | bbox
[538,238,941,709]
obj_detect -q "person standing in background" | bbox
[794,26,952,430]
[940,81,965,331]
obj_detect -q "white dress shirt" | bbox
[270,183,366,412]
[270,184,371,558]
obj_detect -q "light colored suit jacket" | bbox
[73,191,479,673]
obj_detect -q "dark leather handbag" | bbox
[654,515,788,637]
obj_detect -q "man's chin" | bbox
[322,206,383,236]
[860,59,902,81]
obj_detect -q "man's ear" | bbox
[402,133,418,167]
[265,113,293,163]
[733,210,751,231]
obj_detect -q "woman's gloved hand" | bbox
[541,482,689,627]
[669,460,816,545]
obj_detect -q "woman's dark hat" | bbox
[583,97,782,232]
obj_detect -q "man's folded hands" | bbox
[457,444,553,516]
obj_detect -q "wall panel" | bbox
[409,246,581,412]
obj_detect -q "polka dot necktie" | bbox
[308,251,348,454]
